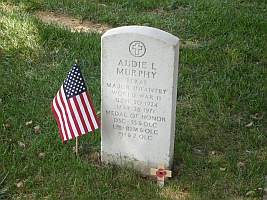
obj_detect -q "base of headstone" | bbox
[264,175,267,200]
[101,152,173,176]
[157,181,164,187]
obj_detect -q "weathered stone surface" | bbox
[101,26,179,175]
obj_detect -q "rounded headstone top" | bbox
[102,26,179,46]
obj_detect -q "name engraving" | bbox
[117,68,156,78]
[117,60,157,78]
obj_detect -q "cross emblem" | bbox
[129,41,146,57]
[132,42,143,55]
[150,162,172,187]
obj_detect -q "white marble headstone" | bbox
[101,26,179,175]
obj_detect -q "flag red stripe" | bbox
[79,93,94,131]
[85,92,100,128]
[57,88,71,141]
[75,95,92,132]
[50,98,65,141]
[72,96,89,134]
[52,90,69,141]
[57,88,72,141]
[67,99,82,137]
[69,96,88,136]
[59,87,76,140]
[56,89,70,141]
[80,92,98,130]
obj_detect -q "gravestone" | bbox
[101,26,179,175]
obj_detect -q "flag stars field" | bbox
[64,64,86,98]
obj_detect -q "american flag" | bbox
[50,62,100,141]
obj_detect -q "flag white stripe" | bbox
[57,88,72,140]
[69,97,85,134]
[57,87,72,140]
[61,87,79,138]
[56,89,70,141]
[52,96,67,141]
[82,92,99,129]
[76,95,92,132]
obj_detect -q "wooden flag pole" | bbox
[76,137,78,156]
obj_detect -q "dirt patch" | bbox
[36,11,199,48]
[36,10,111,33]
[180,40,200,48]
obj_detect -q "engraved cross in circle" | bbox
[129,41,146,57]
[132,43,143,55]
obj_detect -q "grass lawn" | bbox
[1,0,267,199]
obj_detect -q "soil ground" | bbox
[36,10,112,33]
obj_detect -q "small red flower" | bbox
[156,168,167,178]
